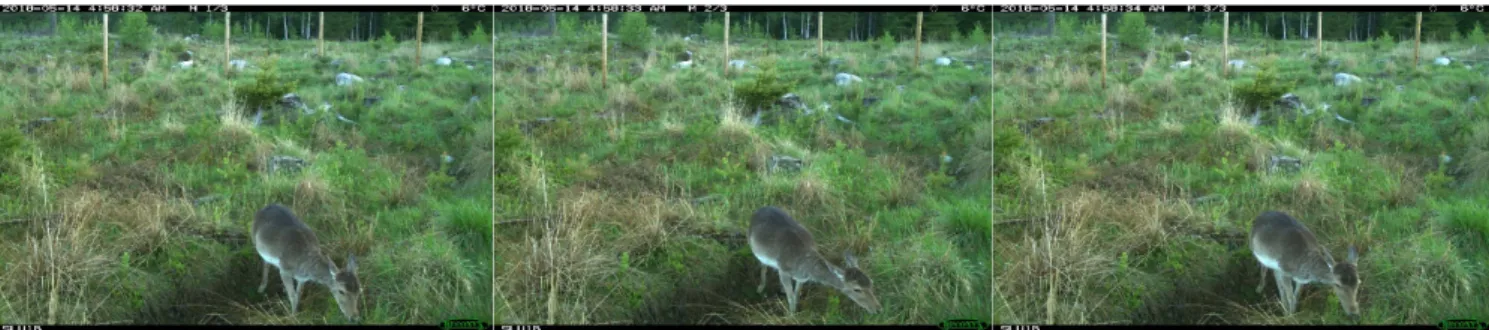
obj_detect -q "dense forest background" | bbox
[996,12,1489,42]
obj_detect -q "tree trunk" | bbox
[549,12,557,36]
[50,13,58,35]
[283,14,289,40]
[1282,13,1288,40]
[1047,12,1056,36]
[781,14,788,40]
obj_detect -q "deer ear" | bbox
[1347,246,1358,264]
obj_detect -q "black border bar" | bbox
[996,4,1485,12]
[4,5,1485,13]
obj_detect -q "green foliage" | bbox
[1376,30,1396,51]
[732,61,796,112]
[618,13,652,51]
[1201,20,1222,40]
[1055,15,1079,41]
[970,22,988,43]
[1232,65,1293,112]
[449,29,462,43]
[1118,12,1151,52]
[0,127,23,164]
[557,14,579,39]
[203,21,225,41]
[57,14,81,39]
[1469,23,1486,45]
[233,61,298,112]
[118,12,154,51]
[467,23,488,46]
[378,31,397,51]
[875,30,895,52]
[702,19,724,43]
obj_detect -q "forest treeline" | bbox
[998,12,1489,42]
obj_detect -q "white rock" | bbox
[834,73,863,87]
[229,59,248,70]
[1228,59,1246,70]
[436,56,453,66]
[1334,73,1362,87]
[336,73,364,86]
[672,60,693,69]
[176,60,194,69]
[729,60,748,70]
[1434,57,1450,66]
[935,57,952,66]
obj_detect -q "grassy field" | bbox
[994,30,1489,324]
[495,26,991,324]
[0,27,493,324]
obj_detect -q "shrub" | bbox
[618,13,652,51]
[733,61,796,112]
[875,30,895,52]
[467,23,488,46]
[119,12,154,51]
[1118,12,1151,52]
[203,21,225,41]
[378,31,397,51]
[557,14,579,39]
[702,20,724,43]
[234,61,298,112]
[1055,15,1079,41]
[1201,20,1222,40]
[969,22,988,43]
[1468,23,1486,45]
[1233,65,1293,112]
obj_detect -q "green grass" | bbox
[497,29,990,324]
[995,30,1489,324]
[0,28,492,325]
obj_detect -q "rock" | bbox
[768,155,804,174]
[176,60,194,69]
[336,73,364,86]
[470,96,481,104]
[1025,66,1042,75]
[178,50,194,62]
[330,59,343,69]
[281,93,306,110]
[828,58,844,69]
[729,60,748,70]
[436,56,453,66]
[267,155,308,175]
[398,85,407,91]
[862,96,880,107]
[1327,59,1341,68]
[1361,96,1378,107]
[1019,117,1056,134]
[1228,59,1245,70]
[334,113,356,125]
[778,93,807,111]
[1434,57,1451,66]
[1333,73,1362,87]
[20,117,56,134]
[363,97,381,107]
[896,85,906,92]
[466,65,474,70]
[1269,155,1302,173]
[834,114,855,124]
[229,59,248,71]
[834,73,863,87]
[520,117,557,135]
[1396,85,1405,92]
[672,60,693,69]
[526,66,545,74]
[677,50,693,62]
[28,66,45,76]
[1278,93,1304,110]
[935,57,952,66]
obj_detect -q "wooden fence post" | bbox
[1223,13,1229,76]
[1101,14,1107,89]
[318,12,324,56]
[225,13,231,75]
[915,12,923,66]
[602,13,608,89]
[103,14,109,89]
[1415,12,1422,67]
[1316,12,1322,56]
[817,12,824,57]
[724,13,730,74]
[416,13,424,67]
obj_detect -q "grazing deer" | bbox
[1250,210,1361,320]
[748,206,881,315]
[252,204,363,323]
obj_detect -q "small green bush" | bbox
[1118,12,1150,52]
[875,31,895,52]
[1468,23,1486,45]
[234,61,298,112]
[467,24,488,46]
[618,13,652,51]
[119,12,154,51]
[733,61,796,112]
[1233,65,1293,112]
